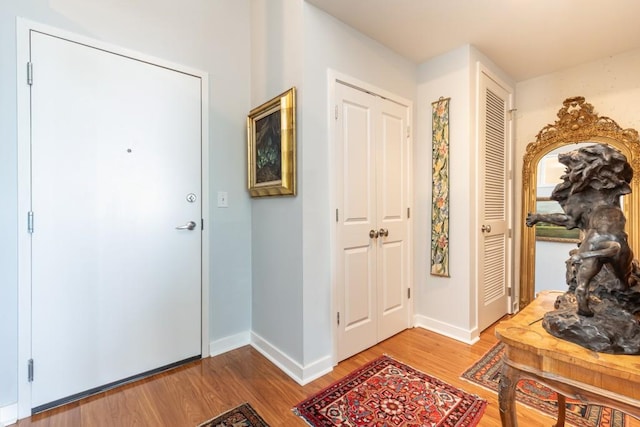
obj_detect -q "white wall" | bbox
[249,0,305,368]
[535,241,573,293]
[248,0,417,383]
[415,46,473,340]
[302,3,416,368]
[414,45,514,342]
[515,48,640,298]
[0,0,252,415]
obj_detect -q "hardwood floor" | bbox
[15,321,632,426]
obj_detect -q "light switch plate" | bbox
[217,191,228,208]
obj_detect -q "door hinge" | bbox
[335,208,339,223]
[27,62,33,85]
[27,211,34,234]
[335,105,338,120]
[201,218,204,231]
[406,125,410,139]
[507,108,517,121]
[407,288,411,299]
[508,228,512,238]
[337,312,340,326]
[28,359,34,382]
[508,287,512,297]
[407,207,410,219]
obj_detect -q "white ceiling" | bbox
[306,0,640,81]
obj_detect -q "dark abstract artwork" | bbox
[255,111,282,184]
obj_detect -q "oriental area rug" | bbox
[294,355,486,426]
[197,402,269,427]
[460,342,627,427]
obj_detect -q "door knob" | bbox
[481,224,492,233]
[369,229,379,239]
[379,228,389,237]
[176,221,197,230]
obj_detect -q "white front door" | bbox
[29,31,202,411]
[335,81,411,361]
[477,70,512,331]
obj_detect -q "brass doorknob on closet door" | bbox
[481,224,492,233]
[369,229,379,239]
[379,228,389,237]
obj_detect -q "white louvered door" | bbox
[478,70,512,331]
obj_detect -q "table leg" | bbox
[498,363,519,427]
[553,394,566,427]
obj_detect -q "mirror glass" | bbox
[519,97,640,308]
[533,142,630,294]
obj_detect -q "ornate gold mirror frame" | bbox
[520,96,640,309]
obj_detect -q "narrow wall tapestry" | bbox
[431,97,450,277]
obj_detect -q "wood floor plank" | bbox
[15,321,638,426]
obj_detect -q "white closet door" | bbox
[335,82,411,361]
[377,98,410,341]
[478,70,512,331]
[30,31,202,410]
[335,83,378,360]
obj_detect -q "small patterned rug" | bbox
[198,402,269,427]
[460,342,627,427]
[294,355,486,426]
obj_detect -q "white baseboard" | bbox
[0,403,17,426]
[413,314,480,344]
[209,331,251,357]
[208,330,333,385]
[250,331,333,385]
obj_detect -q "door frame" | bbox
[328,70,414,364]
[16,18,210,419]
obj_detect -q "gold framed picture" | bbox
[247,87,297,197]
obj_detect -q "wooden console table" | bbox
[495,290,640,426]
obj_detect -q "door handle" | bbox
[176,221,197,230]
[369,229,379,239]
[379,228,389,237]
[481,224,492,233]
